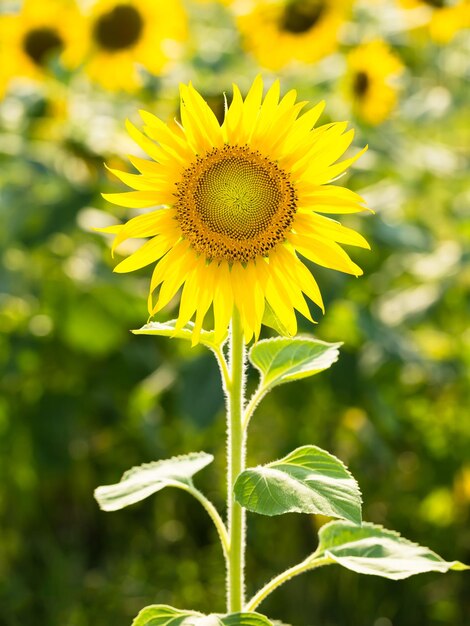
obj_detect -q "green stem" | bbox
[212,347,231,395]
[226,310,246,612]
[177,483,230,563]
[245,556,331,612]
[242,385,266,431]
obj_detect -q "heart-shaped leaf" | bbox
[249,337,341,393]
[132,605,273,626]
[312,520,469,580]
[132,320,225,350]
[95,452,213,512]
[234,445,362,524]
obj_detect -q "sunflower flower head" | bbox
[101,77,371,345]
[234,0,351,70]
[399,0,470,44]
[83,0,188,91]
[345,40,404,126]
[0,0,86,88]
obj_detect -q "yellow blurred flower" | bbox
[344,40,404,126]
[399,0,470,43]
[0,0,86,89]
[82,0,188,91]
[100,77,370,344]
[234,0,351,70]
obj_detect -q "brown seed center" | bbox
[93,4,143,51]
[175,145,297,262]
[23,27,63,66]
[281,0,326,34]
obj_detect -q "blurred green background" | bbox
[0,1,469,625]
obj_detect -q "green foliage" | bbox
[95,452,213,512]
[133,321,226,351]
[132,605,272,626]
[249,337,341,392]
[311,520,469,580]
[234,445,361,523]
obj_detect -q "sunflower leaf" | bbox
[234,445,362,523]
[94,452,213,512]
[132,320,226,349]
[249,336,341,393]
[310,520,469,580]
[132,605,273,626]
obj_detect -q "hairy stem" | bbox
[242,385,266,431]
[226,310,246,612]
[177,483,230,563]
[245,556,331,612]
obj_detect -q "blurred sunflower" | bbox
[399,0,470,43]
[83,0,187,91]
[234,0,351,70]
[0,0,86,89]
[100,77,370,343]
[344,40,404,126]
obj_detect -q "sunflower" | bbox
[0,0,86,89]
[344,40,404,126]
[100,77,370,344]
[82,0,187,91]
[398,0,470,43]
[233,0,351,70]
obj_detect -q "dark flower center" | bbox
[23,27,63,66]
[281,0,326,34]
[93,4,144,51]
[353,71,370,97]
[422,0,447,7]
[176,145,297,262]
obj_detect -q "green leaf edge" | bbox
[132,604,273,626]
[311,520,470,579]
[234,444,362,524]
[132,320,224,348]
[248,336,342,390]
[94,452,213,512]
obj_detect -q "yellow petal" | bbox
[280,101,325,155]
[244,261,265,341]
[240,75,264,143]
[270,248,314,322]
[102,190,174,208]
[303,145,368,186]
[149,239,191,293]
[114,232,179,273]
[213,261,233,344]
[106,165,167,191]
[294,213,371,249]
[180,83,217,154]
[287,250,325,313]
[175,257,203,328]
[192,261,217,345]
[289,122,350,174]
[185,83,224,148]
[222,83,244,143]
[264,264,297,336]
[112,208,177,253]
[127,155,168,176]
[252,88,300,151]
[139,109,193,161]
[289,232,363,276]
[126,119,168,163]
[95,224,122,235]
[153,250,197,313]
[231,262,263,344]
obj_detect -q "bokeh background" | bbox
[0,0,469,625]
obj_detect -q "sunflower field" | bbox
[0,1,469,625]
